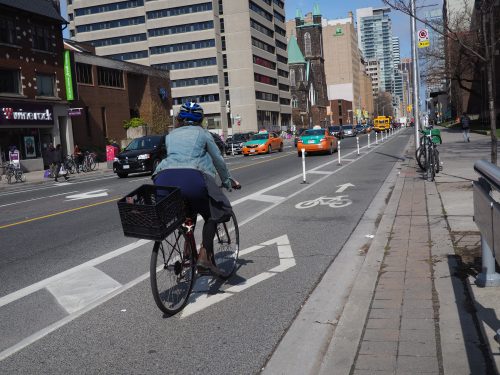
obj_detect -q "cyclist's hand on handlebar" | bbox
[230,178,241,190]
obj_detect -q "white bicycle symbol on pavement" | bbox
[295,195,353,209]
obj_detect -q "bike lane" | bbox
[0,131,411,374]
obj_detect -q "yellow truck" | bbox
[374,116,390,132]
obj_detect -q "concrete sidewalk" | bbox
[0,162,114,191]
[264,127,499,374]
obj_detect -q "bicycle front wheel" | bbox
[213,212,239,279]
[150,230,195,315]
[426,146,435,182]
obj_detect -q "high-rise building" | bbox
[365,58,380,95]
[67,0,291,135]
[356,7,393,95]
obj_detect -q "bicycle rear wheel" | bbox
[150,229,195,315]
[212,212,239,279]
[426,146,435,182]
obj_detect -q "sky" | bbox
[286,0,414,57]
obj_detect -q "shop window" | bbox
[36,74,55,96]
[0,15,16,44]
[0,69,20,94]
[76,63,93,85]
[97,67,124,88]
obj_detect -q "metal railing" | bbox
[473,159,500,287]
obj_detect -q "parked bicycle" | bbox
[416,127,442,182]
[3,162,25,184]
[64,155,78,174]
[81,151,98,172]
[118,184,240,315]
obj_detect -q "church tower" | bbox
[293,4,328,126]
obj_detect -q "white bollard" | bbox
[338,140,341,165]
[356,136,360,156]
[231,142,234,156]
[301,148,307,183]
[368,132,370,148]
[375,132,378,144]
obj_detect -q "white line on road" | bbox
[0,191,79,208]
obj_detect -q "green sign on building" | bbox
[335,27,343,36]
[64,50,74,101]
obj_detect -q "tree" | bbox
[383,0,498,164]
[149,100,172,135]
[375,92,394,117]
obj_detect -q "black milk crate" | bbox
[117,185,185,241]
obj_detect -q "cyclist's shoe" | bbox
[196,247,222,276]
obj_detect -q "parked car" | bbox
[242,130,283,155]
[294,128,307,147]
[328,125,344,139]
[113,135,166,178]
[209,132,226,155]
[355,124,365,134]
[297,126,338,156]
[225,132,255,155]
[342,124,357,137]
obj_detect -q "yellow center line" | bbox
[0,197,121,229]
[1,151,295,229]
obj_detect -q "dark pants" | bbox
[154,169,217,255]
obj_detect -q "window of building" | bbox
[276,54,287,64]
[76,16,145,33]
[274,25,286,37]
[76,63,93,85]
[0,16,16,44]
[273,0,284,9]
[90,33,147,47]
[68,13,74,21]
[70,30,75,38]
[304,33,312,56]
[221,36,226,51]
[291,97,298,108]
[150,39,215,55]
[0,69,20,94]
[146,3,212,19]
[253,55,276,70]
[97,67,124,88]
[278,83,289,92]
[173,94,219,105]
[148,21,214,37]
[279,98,290,105]
[105,50,148,61]
[255,91,278,102]
[277,69,288,78]
[222,54,227,69]
[76,0,144,16]
[220,18,225,33]
[33,25,52,51]
[218,0,223,14]
[250,19,273,38]
[249,1,273,21]
[289,69,296,87]
[171,75,218,88]
[273,10,285,23]
[251,37,275,54]
[36,74,55,96]
[152,57,217,71]
[254,73,277,86]
[224,72,228,86]
[257,110,279,129]
[275,39,287,51]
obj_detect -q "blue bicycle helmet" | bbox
[177,101,204,124]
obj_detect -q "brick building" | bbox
[0,0,71,171]
[288,5,329,129]
[64,40,171,153]
[329,99,353,125]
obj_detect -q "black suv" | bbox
[113,135,166,178]
[225,132,254,155]
[328,125,344,139]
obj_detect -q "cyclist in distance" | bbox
[153,101,240,273]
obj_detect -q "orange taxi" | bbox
[242,130,283,156]
[297,126,338,156]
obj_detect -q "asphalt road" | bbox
[0,130,411,374]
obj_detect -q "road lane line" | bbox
[0,191,79,208]
[0,196,121,229]
[247,194,285,203]
[0,239,149,309]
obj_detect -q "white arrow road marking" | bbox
[65,189,109,201]
[180,234,295,318]
[336,183,355,193]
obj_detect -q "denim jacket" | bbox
[154,125,232,187]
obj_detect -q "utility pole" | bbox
[410,0,421,147]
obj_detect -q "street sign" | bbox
[418,29,430,48]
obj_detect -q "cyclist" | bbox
[153,101,240,273]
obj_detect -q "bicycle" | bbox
[4,163,25,184]
[416,129,441,182]
[118,182,240,315]
[64,155,77,174]
[81,151,98,172]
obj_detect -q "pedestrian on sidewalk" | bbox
[53,144,69,182]
[460,112,471,142]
